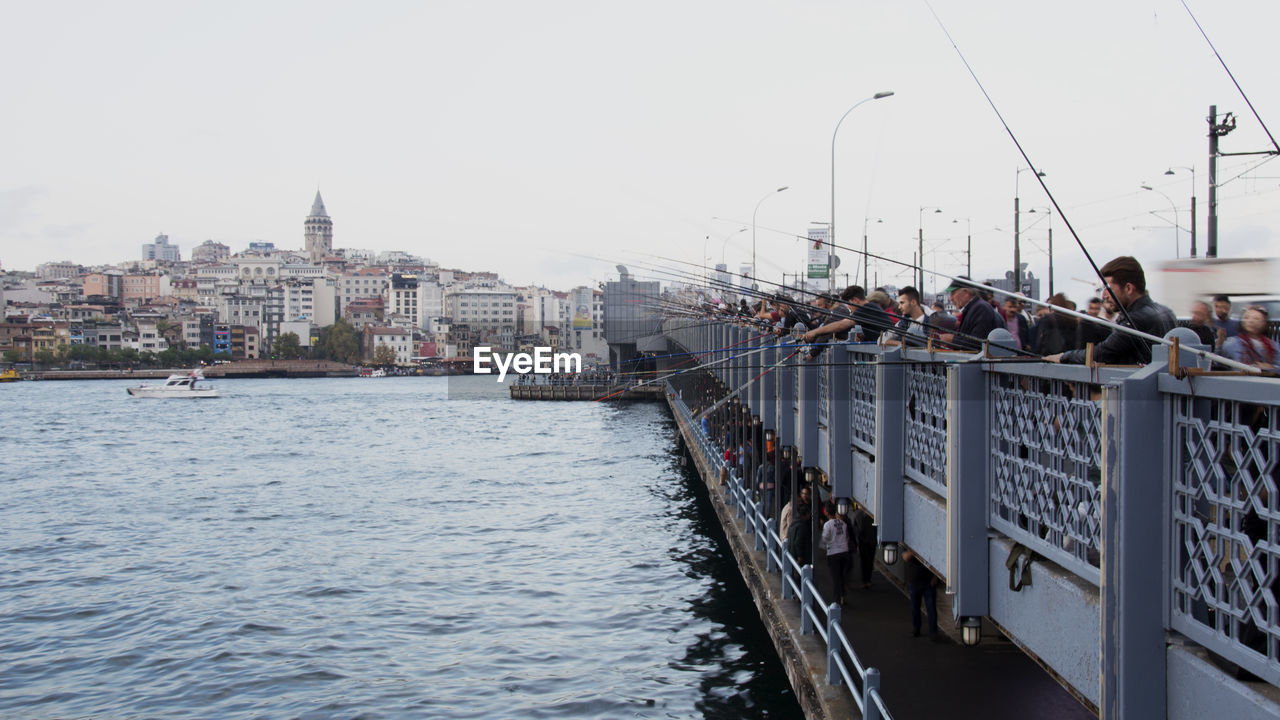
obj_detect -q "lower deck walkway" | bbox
[815,553,1095,719]
[671,400,1097,719]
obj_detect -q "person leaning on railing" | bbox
[1044,256,1175,366]
[1222,306,1278,370]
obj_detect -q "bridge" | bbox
[661,316,1280,720]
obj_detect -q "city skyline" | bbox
[5,2,1280,300]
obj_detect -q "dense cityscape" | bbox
[0,192,608,371]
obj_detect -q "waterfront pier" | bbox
[661,317,1280,720]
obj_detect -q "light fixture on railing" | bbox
[837,498,849,516]
[881,542,899,565]
[752,414,761,428]
[782,446,792,461]
[961,617,982,646]
[803,467,815,485]
[764,428,775,443]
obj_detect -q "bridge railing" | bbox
[1164,372,1280,686]
[668,384,893,720]
[981,362,1137,586]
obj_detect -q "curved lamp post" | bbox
[1141,184,1180,258]
[832,91,895,293]
[1165,166,1197,256]
[752,186,789,290]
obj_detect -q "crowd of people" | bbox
[695,255,1275,370]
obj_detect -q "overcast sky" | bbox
[4,1,1280,305]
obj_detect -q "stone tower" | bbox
[304,191,333,265]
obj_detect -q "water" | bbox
[0,377,799,719]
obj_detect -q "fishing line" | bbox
[921,0,1134,331]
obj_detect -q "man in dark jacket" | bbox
[939,276,1003,351]
[1047,256,1175,365]
[787,501,813,569]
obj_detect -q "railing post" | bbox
[754,505,766,551]
[765,518,778,571]
[782,544,795,601]
[800,566,814,634]
[946,361,990,620]
[874,347,905,547]
[826,602,843,685]
[1100,363,1166,720]
[863,668,881,720]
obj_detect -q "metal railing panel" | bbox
[1166,377,1280,686]
[987,369,1105,585]
[904,361,949,497]
[848,345,881,454]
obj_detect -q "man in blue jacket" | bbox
[938,276,1003,351]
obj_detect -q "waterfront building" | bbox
[445,287,517,351]
[141,234,181,263]
[304,191,333,265]
[362,325,412,365]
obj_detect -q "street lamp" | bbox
[918,207,942,292]
[1164,166,1197,257]
[831,90,895,293]
[863,217,882,288]
[1015,167,1046,293]
[720,228,746,266]
[1141,184,1180,258]
[1025,207,1053,297]
[952,217,972,278]
[753,186,789,290]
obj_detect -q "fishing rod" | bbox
[922,1,1136,335]
[629,254,1048,358]
[643,253,1265,372]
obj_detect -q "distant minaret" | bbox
[304,191,333,264]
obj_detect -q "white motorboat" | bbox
[127,369,220,398]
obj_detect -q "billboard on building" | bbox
[571,287,592,329]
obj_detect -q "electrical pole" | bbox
[1208,105,1220,258]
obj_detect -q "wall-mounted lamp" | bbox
[881,542,899,565]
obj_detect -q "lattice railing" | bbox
[988,369,1104,585]
[849,347,879,454]
[1170,386,1280,685]
[904,362,948,497]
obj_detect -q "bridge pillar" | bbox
[874,348,905,550]
[946,361,990,622]
[1100,364,1166,720]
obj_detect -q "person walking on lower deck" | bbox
[821,501,851,604]
[903,547,939,639]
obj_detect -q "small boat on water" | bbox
[127,369,220,398]
[0,368,20,382]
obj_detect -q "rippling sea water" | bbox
[0,376,798,719]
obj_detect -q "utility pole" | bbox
[1013,195,1021,290]
[1208,105,1222,259]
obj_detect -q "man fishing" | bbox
[1044,256,1175,366]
